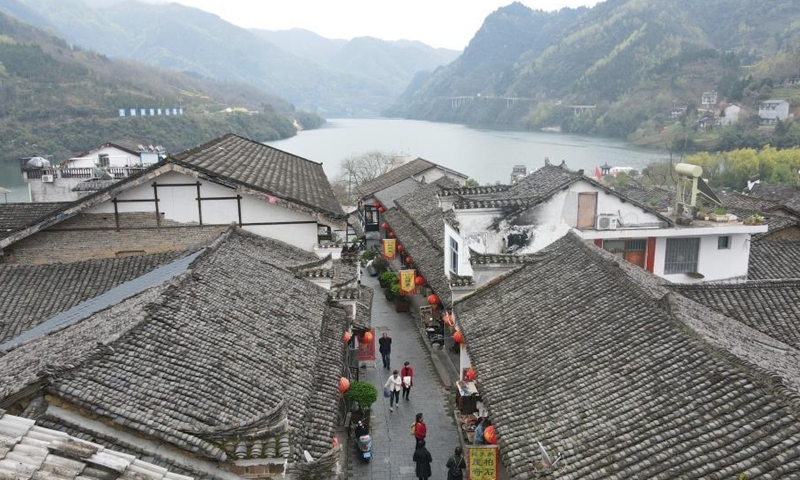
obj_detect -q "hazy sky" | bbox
[169,1,600,50]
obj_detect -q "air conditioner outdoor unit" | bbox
[596,214,619,230]
[41,174,54,183]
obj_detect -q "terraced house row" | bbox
[1,133,800,479]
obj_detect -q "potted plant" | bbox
[345,381,378,428]
[710,207,728,222]
[391,283,410,312]
[371,257,389,276]
[379,271,397,289]
[744,213,765,225]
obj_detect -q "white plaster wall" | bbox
[414,167,467,186]
[89,170,320,250]
[68,147,141,168]
[444,222,469,278]
[652,233,751,282]
[27,178,82,202]
[723,105,741,125]
[759,102,790,121]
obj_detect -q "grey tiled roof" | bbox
[356,158,436,197]
[611,185,674,211]
[668,280,800,348]
[716,190,778,216]
[468,250,542,265]
[748,183,800,211]
[394,179,456,248]
[499,164,580,199]
[749,239,800,280]
[33,229,347,462]
[0,412,194,480]
[0,251,185,345]
[0,202,67,241]
[439,185,510,197]
[753,216,800,241]
[455,233,800,479]
[170,133,344,219]
[451,197,542,210]
[373,178,421,208]
[72,179,115,192]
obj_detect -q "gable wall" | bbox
[68,146,141,168]
[89,171,320,250]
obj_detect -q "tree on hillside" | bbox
[335,151,406,204]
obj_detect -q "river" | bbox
[0,118,667,202]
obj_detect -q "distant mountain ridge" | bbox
[387,0,800,138]
[0,0,459,116]
[0,9,321,166]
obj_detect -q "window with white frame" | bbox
[717,236,731,249]
[449,236,459,275]
[664,238,700,274]
[98,154,110,168]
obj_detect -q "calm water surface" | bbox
[269,118,668,184]
[0,118,668,202]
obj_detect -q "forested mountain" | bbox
[387,0,800,140]
[0,10,322,165]
[0,0,458,117]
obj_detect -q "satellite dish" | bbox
[26,157,50,168]
[91,168,113,180]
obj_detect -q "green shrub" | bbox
[344,381,378,412]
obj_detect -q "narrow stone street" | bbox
[348,271,461,480]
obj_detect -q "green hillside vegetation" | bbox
[0,0,459,117]
[388,0,800,151]
[0,11,322,164]
[686,146,800,189]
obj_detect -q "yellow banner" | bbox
[399,269,416,294]
[467,446,499,480]
[383,239,396,259]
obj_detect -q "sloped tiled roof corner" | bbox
[753,215,800,241]
[455,233,800,478]
[499,164,581,199]
[668,280,800,348]
[439,185,511,198]
[748,239,800,280]
[356,158,436,197]
[611,184,675,211]
[37,228,346,461]
[0,251,186,345]
[0,202,68,241]
[170,133,344,219]
[0,412,195,480]
[468,249,543,266]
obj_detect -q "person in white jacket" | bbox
[384,370,402,411]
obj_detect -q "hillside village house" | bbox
[1,134,349,264]
[0,228,357,479]
[758,99,791,123]
[356,157,468,237]
[722,104,741,125]
[440,163,767,285]
[22,142,166,202]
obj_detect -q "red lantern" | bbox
[406,256,413,265]
[397,245,404,252]
[332,437,339,447]
[453,330,464,344]
[361,331,374,343]
[373,200,381,207]
[414,276,425,286]
[343,332,352,343]
[388,231,396,238]
[378,206,386,213]
[381,222,389,230]
[465,367,476,381]
[339,377,350,394]
[484,425,497,444]
[427,293,439,306]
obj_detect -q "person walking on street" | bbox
[378,332,392,369]
[412,412,427,448]
[384,370,402,411]
[445,446,467,480]
[401,361,414,400]
[413,440,433,480]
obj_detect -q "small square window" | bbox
[718,236,731,249]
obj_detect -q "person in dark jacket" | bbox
[445,446,467,480]
[378,333,392,369]
[413,440,433,480]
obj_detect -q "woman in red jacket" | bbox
[401,361,414,400]
[413,412,427,448]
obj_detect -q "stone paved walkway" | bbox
[348,272,460,480]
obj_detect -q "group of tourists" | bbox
[378,332,467,480]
